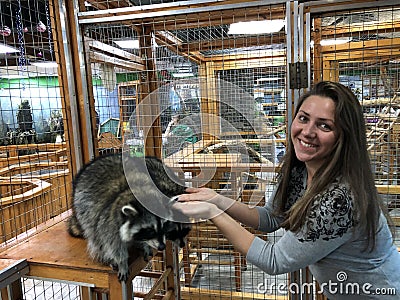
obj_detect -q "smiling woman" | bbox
[173,81,400,300]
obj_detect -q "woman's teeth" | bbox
[300,140,316,148]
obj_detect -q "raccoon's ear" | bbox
[121,205,138,217]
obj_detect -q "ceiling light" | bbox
[0,44,19,54]
[114,39,139,49]
[319,37,352,46]
[31,61,58,68]
[257,77,282,83]
[172,72,194,78]
[228,19,285,35]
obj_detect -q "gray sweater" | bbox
[247,167,400,299]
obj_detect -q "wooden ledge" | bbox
[0,221,147,298]
[0,259,29,289]
[0,178,52,205]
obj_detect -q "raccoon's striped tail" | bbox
[67,214,84,238]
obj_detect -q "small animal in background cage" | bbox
[67,153,191,282]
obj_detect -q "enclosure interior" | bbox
[0,0,399,299]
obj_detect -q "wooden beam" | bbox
[150,8,285,31]
[180,35,286,53]
[305,0,399,13]
[322,49,400,61]
[210,55,286,70]
[320,21,400,37]
[89,51,145,71]
[321,37,400,54]
[88,39,142,64]
[154,32,203,64]
[320,38,400,61]
[78,1,285,27]
[83,0,132,10]
[376,185,400,195]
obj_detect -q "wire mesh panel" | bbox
[0,0,78,299]
[311,4,400,245]
[79,1,291,299]
[22,278,80,300]
[0,0,72,247]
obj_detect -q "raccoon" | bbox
[67,153,191,282]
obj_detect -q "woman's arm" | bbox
[211,210,256,255]
[174,187,355,275]
[179,187,260,229]
[172,201,256,255]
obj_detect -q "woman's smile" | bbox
[298,139,317,149]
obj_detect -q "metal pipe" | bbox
[59,0,83,171]
[78,0,288,24]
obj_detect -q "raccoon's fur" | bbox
[67,153,191,282]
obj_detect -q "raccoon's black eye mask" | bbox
[133,227,158,241]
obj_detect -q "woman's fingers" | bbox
[184,187,203,193]
[179,188,218,202]
[173,201,222,220]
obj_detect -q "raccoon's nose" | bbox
[158,243,166,251]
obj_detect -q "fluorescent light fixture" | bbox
[114,39,139,49]
[257,77,282,83]
[0,44,19,54]
[31,61,58,68]
[320,37,352,46]
[0,73,29,79]
[172,72,194,78]
[228,19,285,35]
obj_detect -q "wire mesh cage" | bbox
[0,0,399,299]
[310,4,400,242]
[0,0,72,247]
[82,1,292,299]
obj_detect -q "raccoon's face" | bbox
[119,205,167,251]
[164,221,191,248]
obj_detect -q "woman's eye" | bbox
[319,123,332,131]
[298,115,307,122]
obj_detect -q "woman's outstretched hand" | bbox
[172,201,222,221]
[172,187,224,221]
[178,187,220,202]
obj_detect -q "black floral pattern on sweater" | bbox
[284,167,355,242]
[299,180,354,242]
[285,167,306,211]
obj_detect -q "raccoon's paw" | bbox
[142,245,154,262]
[118,269,130,282]
[66,215,84,238]
[116,263,130,282]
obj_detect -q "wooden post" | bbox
[49,0,82,178]
[313,17,323,83]
[59,0,96,165]
[323,60,339,81]
[199,61,220,140]
[138,25,162,158]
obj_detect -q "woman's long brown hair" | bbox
[274,81,393,250]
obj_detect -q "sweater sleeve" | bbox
[256,186,283,232]
[247,182,355,275]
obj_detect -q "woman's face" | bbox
[291,95,338,173]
